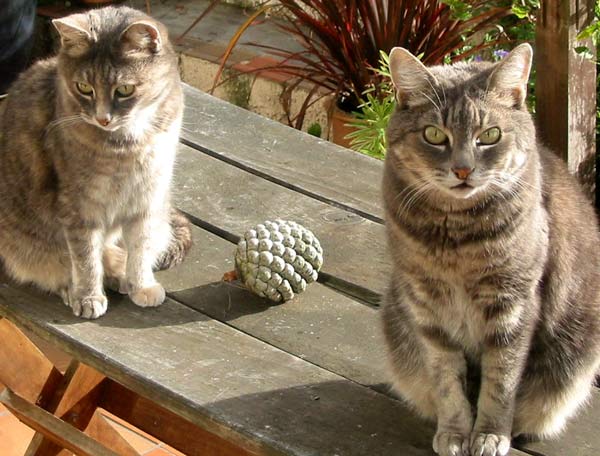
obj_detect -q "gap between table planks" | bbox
[171,143,389,305]
[167,138,600,456]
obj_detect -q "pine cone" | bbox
[235,220,324,302]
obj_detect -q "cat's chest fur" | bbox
[67,124,178,225]
[439,279,485,355]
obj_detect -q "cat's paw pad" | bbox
[71,295,108,319]
[470,433,510,456]
[129,284,165,307]
[433,431,470,456]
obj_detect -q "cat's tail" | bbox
[155,209,193,271]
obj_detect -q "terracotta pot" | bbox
[329,105,358,149]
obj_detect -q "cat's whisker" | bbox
[399,183,432,219]
[44,119,85,142]
[492,170,546,195]
[392,175,432,206]
[396,179,433,220]
[423,77,445,111]
[399,182,433,217]
[418,90,441,112]
[44,115,84,137]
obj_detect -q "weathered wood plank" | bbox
[0,286,437,456]
[180,84,385,222]
[0,389,119,456]
[172,143,389,300]
[535,0,597,198]
[156,225,236,293]
[158,226,388,389]
[0,286,534,456]
[161,219,600,456]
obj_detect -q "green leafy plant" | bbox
[576,1,600,53]
[345,51,395,159]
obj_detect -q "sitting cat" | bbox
[382,44,600,456]
[0,6,192,319]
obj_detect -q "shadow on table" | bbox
[170,280,290,321]
[0,283,210,329]
[204,378,436,456]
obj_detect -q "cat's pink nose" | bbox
[96,115,111,126]
[452,167,474,180]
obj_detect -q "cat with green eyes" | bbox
[382,44,600,456]
[0,6,192,318]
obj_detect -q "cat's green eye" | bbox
[423,126,448,146]
[76,82,94,96]
[115,85,135,98]
[478,127,501,145]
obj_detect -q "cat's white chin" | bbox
[96,124,122,132]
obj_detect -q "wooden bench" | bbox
[0,84,598,456]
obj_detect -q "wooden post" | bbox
[535,0,597,200]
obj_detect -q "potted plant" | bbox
[184,0,514,145]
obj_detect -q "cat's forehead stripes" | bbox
[442,96,483,131]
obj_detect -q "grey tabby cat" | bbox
[0,6,192,319]
[382,44,600,456]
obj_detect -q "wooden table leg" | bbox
[101,380,254,456]
[0,318,62,405]
[0,318,141,455]
[25,362,139,456]
[85,410,141,456]
[0,388,119,456]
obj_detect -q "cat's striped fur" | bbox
[382,44,600,456]
[0,7,191,319]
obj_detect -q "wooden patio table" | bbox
[0,84,598,456]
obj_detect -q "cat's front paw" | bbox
[129,284,165,307]
[470,432,510,456]
[70,295,108,319]
[433,431,470,456]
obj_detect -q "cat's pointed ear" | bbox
[52,14,92,57]
[487,43,533,108]
[389,47,440,108]
[120,20,163,55]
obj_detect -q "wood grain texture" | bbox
[0,286,438,456]
[180,84,385,222]
[172,143,389,299]
[535,0,597,198]
[160,226,388,389]
[84,410,141,456]
[0,389,119,456]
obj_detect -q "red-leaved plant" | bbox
[180,0,512,129]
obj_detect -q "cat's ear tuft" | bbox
[120,21,163,55]
[389,47,440,108]
[52,14,92,57]
[487,43,533,108]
